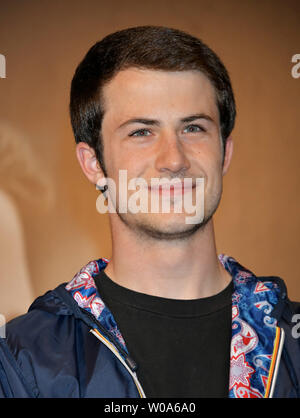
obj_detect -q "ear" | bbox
[222,136,234,176]
[75,142,105,185]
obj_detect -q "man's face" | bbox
[100,68,229,240]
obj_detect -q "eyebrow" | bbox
[117,113,215,130]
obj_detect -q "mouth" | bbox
[148,181,196,196]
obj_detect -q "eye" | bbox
[183,124,205,134]
[129,128,152,137]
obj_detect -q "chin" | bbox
[137,223,204,241]
[118,211,209,241]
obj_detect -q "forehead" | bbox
[101,68,219,124]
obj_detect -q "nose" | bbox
[155,132,191,175]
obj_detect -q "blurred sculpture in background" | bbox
[0,121,52,320]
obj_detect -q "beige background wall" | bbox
[0,0,299,320]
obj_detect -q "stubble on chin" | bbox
[115,210,213,242]
[111,177,223,242]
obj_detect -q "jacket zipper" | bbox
[79,307,146,398]
[267,326,285,398]
[90,328,146,398]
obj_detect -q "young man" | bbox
[0,26,299,398]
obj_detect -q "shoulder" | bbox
[289,301,300,314]
[3,283,92,358]
[0,285,87,397]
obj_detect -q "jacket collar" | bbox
[65,254,284,398]
[219,255,284,397]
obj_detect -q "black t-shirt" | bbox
[94,270,233,398]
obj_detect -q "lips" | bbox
[148,181,195,196]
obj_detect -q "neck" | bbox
[104,216,231,300]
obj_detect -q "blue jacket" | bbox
[0,255,299,398]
